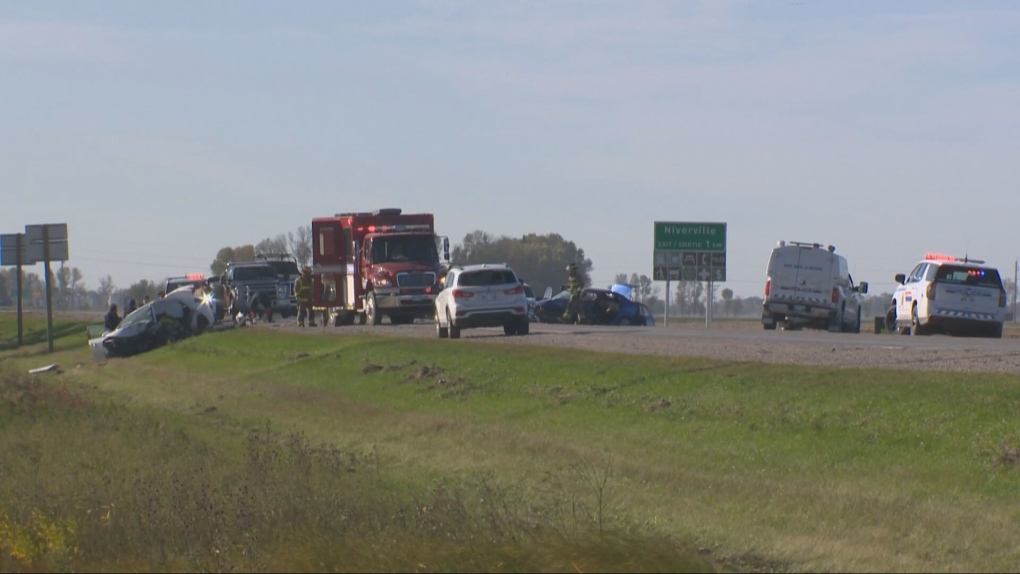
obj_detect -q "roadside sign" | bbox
[1,233,25,266]
[24,223,69,263]
[654,222,726,252]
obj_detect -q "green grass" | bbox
[2,314,1020,572]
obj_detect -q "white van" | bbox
[762,241,868,332]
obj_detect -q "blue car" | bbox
[534,287,655,326]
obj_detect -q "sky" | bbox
[2,0,1019,299]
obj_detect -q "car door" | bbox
[896,263,926,319]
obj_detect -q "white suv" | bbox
[435,264,530,339]
[886,253,1007,338]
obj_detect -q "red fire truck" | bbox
[311,208,450,326]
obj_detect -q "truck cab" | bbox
[311,208,450,326]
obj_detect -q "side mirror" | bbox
[859,281,868,294]
[442,237,450,261]
[894,273,906,285]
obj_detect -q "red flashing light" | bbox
[186,273,205,280]
[924,252,958,262]
[367,225,376,232]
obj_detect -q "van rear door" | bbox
[793,247,834,305]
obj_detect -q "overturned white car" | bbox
[95,287,216,358]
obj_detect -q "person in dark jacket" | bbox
[104,304,121,331]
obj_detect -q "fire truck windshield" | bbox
[370,236,438,264]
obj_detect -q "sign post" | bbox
[652,222,727,328]
[1,233,27,345]
[25,223,69,353]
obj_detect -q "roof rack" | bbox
[779,241,836,252]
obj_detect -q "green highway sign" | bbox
[653,222,726,252]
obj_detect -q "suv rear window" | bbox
[458,270,518,287]
[935,265,1003,289]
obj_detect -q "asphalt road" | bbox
[261,317,1020,373]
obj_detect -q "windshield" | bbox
[371,236,439,263]
[233,265,278,281]
[458,269,519,287]
[117,303,154,330]
[263,260,299,278]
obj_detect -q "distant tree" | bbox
[289,225,312,267]
[721,288,734,317]
[629,273,658,303]
[210,245,256,276]
[613,273,629,286]
[255,234,289,257]
[451,231,593,296]
[98,275,115,306]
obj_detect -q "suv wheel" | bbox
[436,311,449,338]
[910,305,925,336]
[517,316,530,335]
[447,309,460,339]
[366,292,381,326]
[853,308,862,334]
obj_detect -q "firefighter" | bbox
[294,265,316,327]
[560,262,586,324]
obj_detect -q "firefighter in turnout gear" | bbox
[560,262,586,324]
[294,266,316,327]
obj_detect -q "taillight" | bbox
[764,280,771,297]
[1000,290,1007,308]
[504,285,523,296]
[926,282,936,301]
[451,289,474,299]
[831,287,839,303]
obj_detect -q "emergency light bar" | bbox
[186,273,205,280]
[924,252,986,264]
[359,224,433,233]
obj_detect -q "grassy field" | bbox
[2,315,1020,572]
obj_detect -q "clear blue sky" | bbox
[3,1,1018,298]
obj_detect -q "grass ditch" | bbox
[2,314,1020,571]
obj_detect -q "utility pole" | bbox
[1013,257,1018,323]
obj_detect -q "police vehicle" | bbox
[762,241,868,332]
[886,253,1007,338]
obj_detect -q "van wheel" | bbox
[910,305,925,336]
[828,308,843,333]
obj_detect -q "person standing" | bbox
[104,303,121,331]
[294,265,316,327]
[126,298,138,315]
[560,263,586,324]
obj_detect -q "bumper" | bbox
[763,301,835,323]
[374,289,436,315]
[453,309,528,329]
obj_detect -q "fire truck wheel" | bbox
[366,292,381,325]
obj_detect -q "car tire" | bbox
[910,305,925,336]
[853,308,862,334]
[884,307,897,334]
[618,316,634,326]
[503,323,516,336]
[436,311,449,339]
[447,309,460,339]
[517,317,530,335]
[195,314,210,334]
[989,323,1004,339]
[366,292,381,326]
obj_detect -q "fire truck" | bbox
[311,208,450,326]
